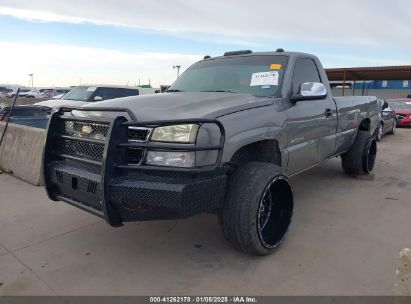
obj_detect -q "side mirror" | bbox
[291,82,327,102]
[93,96,103,101]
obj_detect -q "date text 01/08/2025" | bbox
[149,296,258,303]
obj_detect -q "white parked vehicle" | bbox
[25,89,47,98]
[7,88,30,98]
[41,88,70,98]
[35,85,154,108]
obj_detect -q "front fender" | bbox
[217,105,287,164]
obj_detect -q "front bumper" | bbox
[43,107,227,227]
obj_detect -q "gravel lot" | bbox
[0,129,410,296]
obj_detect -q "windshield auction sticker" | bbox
[250,71,279,86]
[87,87,97,92]
[270,64,282,70]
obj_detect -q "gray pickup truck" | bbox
[43,50,378,255]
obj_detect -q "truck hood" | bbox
[34,99,87,108]
[80,92,273,120]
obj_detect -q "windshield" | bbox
[388,100,411,110]
[62,86,96,101]
[168,55,288,97]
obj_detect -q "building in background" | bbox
[326,66,411,100]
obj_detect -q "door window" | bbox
[292,58,321,94]
[115,88,139,98]
[93,87,117,101]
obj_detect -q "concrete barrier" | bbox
[0,122,45,186]
[394,248,411,296]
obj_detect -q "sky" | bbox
[0,0,410,87]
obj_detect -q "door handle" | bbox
[324,108,333,118]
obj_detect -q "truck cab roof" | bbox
[203,50,317,61]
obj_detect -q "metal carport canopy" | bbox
[325,66,411,81]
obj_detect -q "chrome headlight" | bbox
[145,151,195,168]
[150,124,199,143]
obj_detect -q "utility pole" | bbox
[28,73,34,88]
[173,65,181,78]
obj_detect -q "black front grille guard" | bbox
[43,106,226,227]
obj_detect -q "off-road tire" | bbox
[220,162,293,256]
[341,130,377,176]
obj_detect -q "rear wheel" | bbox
[376,123,383,141]
[388,123,396,135]
[341,130,377,176]
[220,162,293,255]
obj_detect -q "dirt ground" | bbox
[0,129,410,296]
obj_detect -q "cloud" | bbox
[0,6,92,24]
[0,0,410,48]
[0,42,201,87]
[0,1,409,87]
[0,41,404,88]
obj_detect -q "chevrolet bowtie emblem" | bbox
[82,125,92,134]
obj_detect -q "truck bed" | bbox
[333,95,378,154]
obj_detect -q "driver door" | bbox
[285,58,337,175]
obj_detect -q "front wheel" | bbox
[220,162,294,256]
